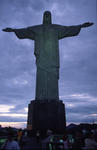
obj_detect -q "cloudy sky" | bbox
[0,0,97,128]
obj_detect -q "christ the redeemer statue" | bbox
[3,11,93,101]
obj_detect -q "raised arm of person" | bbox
[57,22,94,40]
[2,27,35,40]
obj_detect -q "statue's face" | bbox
[43,11,52,25]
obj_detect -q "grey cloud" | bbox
[0,0,45,27]
[66,104,97,115]
[9,104,27,113]
[66,113,97,124]
[65,98,97,123]
[59,29,97,97]
[0,96,31,108]
[0,116,26,122]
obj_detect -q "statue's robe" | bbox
[14,24,81,100]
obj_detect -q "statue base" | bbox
[27,100,66,136]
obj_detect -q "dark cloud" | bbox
[67,103,97,114]
[0,116,26,122]
[66,113,97,124]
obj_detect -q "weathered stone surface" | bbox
[27,100,66,136]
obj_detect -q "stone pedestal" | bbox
[27,100,66,136]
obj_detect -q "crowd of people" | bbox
[63,131,97,150]
[0,129,97,150]
[47,131,97,150]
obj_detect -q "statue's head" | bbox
[43,11,52,25]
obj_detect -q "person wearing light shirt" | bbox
[1,132,20,150]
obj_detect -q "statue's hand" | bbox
[2,28,14,32]
[81,22,94,28]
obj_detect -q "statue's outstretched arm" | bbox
[80,22,94,28]
[2,27,35,40]
[2,28,16,32]
[58,22,94,39]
